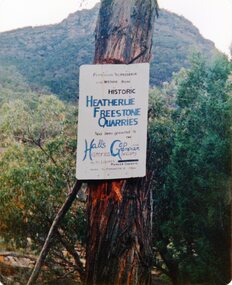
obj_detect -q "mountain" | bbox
[0,4,218,101]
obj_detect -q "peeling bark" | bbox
[86,1,157,284]
[86,178,153,285]
[94,0,157,64]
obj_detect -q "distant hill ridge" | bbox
[0,4,218,100]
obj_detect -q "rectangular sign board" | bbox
[76,63,149,180]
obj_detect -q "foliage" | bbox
[0,53,231,285]
[0,93,86,280]
[0,6,218,100]
[150,54,232,285]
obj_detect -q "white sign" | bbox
[76,63,149,180]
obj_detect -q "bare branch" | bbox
[26,180,83,285]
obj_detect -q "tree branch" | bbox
[56,229,86,282]
[26,180,83,285]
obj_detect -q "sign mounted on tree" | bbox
[76,63,149,180]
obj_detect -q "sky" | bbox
[0,0,231,56]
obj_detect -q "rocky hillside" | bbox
[0,4,218,100]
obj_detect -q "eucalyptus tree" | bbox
[85,1,158,284]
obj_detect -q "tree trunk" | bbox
[85,1,157,284]
[94,0,157,65]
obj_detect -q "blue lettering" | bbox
[93,107,100,117]
[83,139,106,161]
[98,117,107,128]
[86,96,93,107]
[110,140,128,160]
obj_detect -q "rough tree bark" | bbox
[85,1,158,284]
